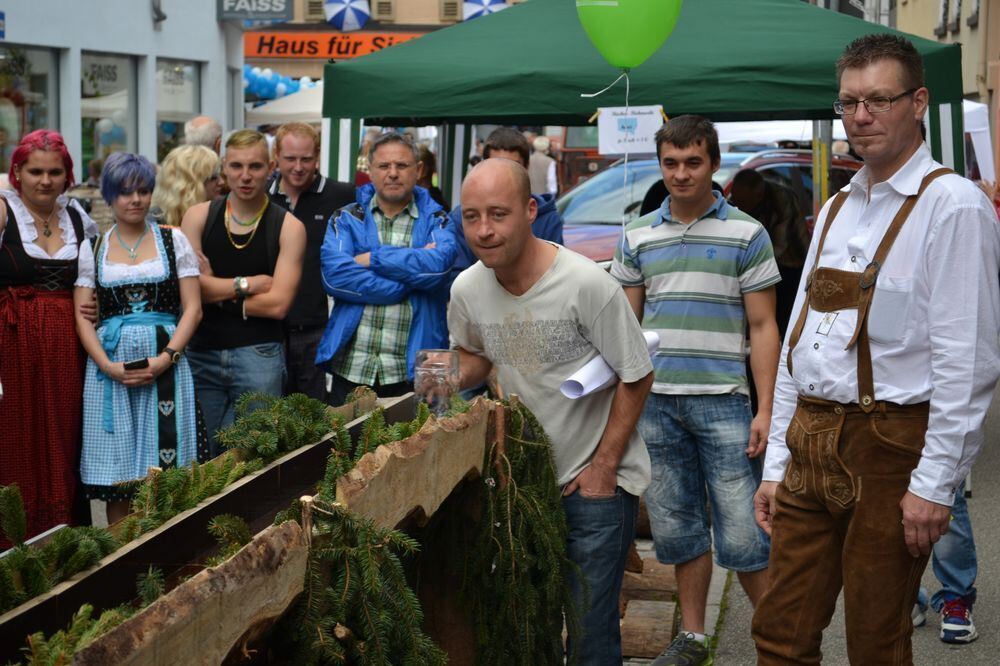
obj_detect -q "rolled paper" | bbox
[560,331,659,399]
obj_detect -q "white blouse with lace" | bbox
[0,189,99,260]
[75,226,200,289]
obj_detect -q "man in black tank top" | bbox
[180,129,306,455]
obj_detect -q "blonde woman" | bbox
[151,145,221,227]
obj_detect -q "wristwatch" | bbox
[163,347,182,365]
[233,276,250,297]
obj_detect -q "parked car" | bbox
[560,149,862,266]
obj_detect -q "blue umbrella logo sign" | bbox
[325,0,371,31]
[463,0,508,21]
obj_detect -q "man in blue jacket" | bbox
[449,127,564,283]
[317,132,457,406]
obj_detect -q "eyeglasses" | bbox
[834,88,916,115]
[373,161,415,173]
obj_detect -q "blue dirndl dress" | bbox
[80,224,208,500]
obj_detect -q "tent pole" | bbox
[326,118,361,184]
[812,120,832,219]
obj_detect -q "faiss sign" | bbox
[245,31,422,59]
[218,0,293,21]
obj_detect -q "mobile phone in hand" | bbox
[123,358,150,371]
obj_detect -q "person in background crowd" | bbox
[450,157,654,664]
[266,122,354,401]
[529,135,558,197]
[449,127,564,283]
[150,145,222,228]
[317,131,457,406]
[181,129,306,454]
[67,158,114,232]
[74,153,206,524]
[0,129,98,543]
[184,116,223,154]
[913,478,980,644]
[729,168,808,336]
[752,34,1000,664]
[417,144,449,212]
[612,116,780,666]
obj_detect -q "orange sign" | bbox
[244,31,423,59]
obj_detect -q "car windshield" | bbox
[557,154,749,225]
[557,161,662,225]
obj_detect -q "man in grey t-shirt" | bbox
[449,158,654,664]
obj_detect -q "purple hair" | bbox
[100,152,156,205]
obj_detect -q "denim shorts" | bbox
[639,392,770,572]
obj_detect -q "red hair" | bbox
[9,129,76,193]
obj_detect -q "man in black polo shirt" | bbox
[267,122,355,401]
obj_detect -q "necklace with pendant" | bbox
[225,195,269,250]
[26,203,57,238]
[114,224,148,262]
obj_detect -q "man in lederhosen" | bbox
[752,34,1000,664]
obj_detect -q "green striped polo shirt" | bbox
[610,193,780,395]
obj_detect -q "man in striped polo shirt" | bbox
[611,115,781,666]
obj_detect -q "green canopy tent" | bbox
[322,0,964,199]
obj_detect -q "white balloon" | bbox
[111,109,127,126]
[96,118,114,134]
[275,82,287,97]
[300,76,312,87]
[251,67,262,77]
[242,77,249,89]
[262,68,273,79]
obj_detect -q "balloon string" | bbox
[580,70,628,98]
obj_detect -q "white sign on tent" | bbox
[597,105,663,156]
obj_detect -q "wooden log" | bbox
[621,557,677,604]
[336,398,490,529]
[326,387,378,422]
[73,521,308,666]
[620,600,678,659]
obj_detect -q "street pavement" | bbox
[714,383,1000,664]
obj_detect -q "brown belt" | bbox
[796,394,929,417]
[786,168,951,413]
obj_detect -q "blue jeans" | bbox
[187,342,285,457]
[919,480,977,610]
[563,487,638,666]
[639,393,770,571]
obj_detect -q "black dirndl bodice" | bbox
[0,199,85,291]
[95,225,181,319]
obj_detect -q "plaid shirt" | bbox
[330,197,417,385]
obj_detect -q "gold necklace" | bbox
[24,202,57,238]
[224,195,267,250]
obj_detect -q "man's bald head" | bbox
[464,157,532,204]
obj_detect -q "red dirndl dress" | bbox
[0,200,87,546]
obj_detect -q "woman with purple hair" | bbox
[74,152,207,523]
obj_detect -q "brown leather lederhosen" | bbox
[785,167,952,412]
[753,167,955,666]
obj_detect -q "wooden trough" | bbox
[0,395,497,664]
[0,392,396,663]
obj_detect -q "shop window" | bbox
[156,59,200,162]
[81,53,137,167]
[934,0,948,37]
[0,45,57,173]
[967,0,979,27]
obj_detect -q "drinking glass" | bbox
[415,349,460,416]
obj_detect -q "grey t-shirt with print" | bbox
[448,246,653,497]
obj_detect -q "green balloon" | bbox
[576,0,684,70]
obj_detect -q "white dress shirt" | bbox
[764,144,1000,506]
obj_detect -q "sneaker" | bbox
[651,631,713,666]
[912,600,928,627]
[940,597,978,644]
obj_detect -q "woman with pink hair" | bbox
[0,130,97,542]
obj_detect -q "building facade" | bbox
[0,0,244,179]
